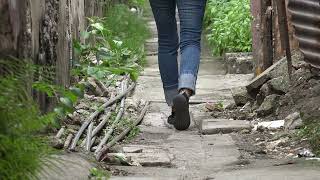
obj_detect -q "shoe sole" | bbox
[173,94,190,131]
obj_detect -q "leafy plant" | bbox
[0,59,55,180]
[205,0,252,55]
[73,14,145,82]
[33,81,85,119]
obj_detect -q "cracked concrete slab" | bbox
[39,153,94,180]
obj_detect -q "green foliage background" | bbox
[0,2,150,179]
[205,0,252,56]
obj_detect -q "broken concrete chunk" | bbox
[246,52,302,96]
[256,83,272,105]
[201,119,252,134]
[269,76,290,93]
[231,86,251,106]
[256,120,285,130]
[246,57,288,95]
[284,112,303,130]
[256,94,280,117]
[123,146,143,153]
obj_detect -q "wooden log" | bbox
[96,102,150,161]
[55,127,65,139]
[80,94,116,148]
[64,134,73,149]
[86,122,94,151]
[94,80,127,153]
[80,107,113,147]
[69,82,135,151]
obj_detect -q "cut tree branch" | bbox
[95,80,127,153]
[86,122,94,151]
[69,82,135,150]
[96,101,150,161]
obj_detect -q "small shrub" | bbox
[205,0,252,55]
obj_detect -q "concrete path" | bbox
[110,8,320,180]
[41,8,320,180]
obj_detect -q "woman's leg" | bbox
[176,0,207,95]
[171,0,206,131]
[149,0,179,106]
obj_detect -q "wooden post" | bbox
[276,0,292,79]
[259,0,273,74]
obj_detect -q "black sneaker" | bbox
[164,111,175,129]
[167,112,175,125]
[172,92,190,131]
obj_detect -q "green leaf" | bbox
[54,107,65,117]
[91,23,104,31]
[69,87,84,98]
[59,97,73,109]
[81,31,90,40]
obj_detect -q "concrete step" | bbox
[145,38,158,54]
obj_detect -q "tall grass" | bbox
[0,59,55,180]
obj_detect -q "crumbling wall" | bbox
[0,0,113,111]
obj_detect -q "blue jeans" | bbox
[149,0,207,106]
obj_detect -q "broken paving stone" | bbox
[231,86,251,106]
[284,112,303,130]
[128,152,171,167]
[256,83,274,105]
[123,146,143,153]
[256,94,280,117]
[201,119,252,134]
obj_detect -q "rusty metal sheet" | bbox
[288,0,320,68]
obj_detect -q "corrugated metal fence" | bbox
[288,0,320,68]
[251,0,320,74]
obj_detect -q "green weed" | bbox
[89,167,111,180]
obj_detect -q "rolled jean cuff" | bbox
[179,73,197,95]
[164,85,178,106]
